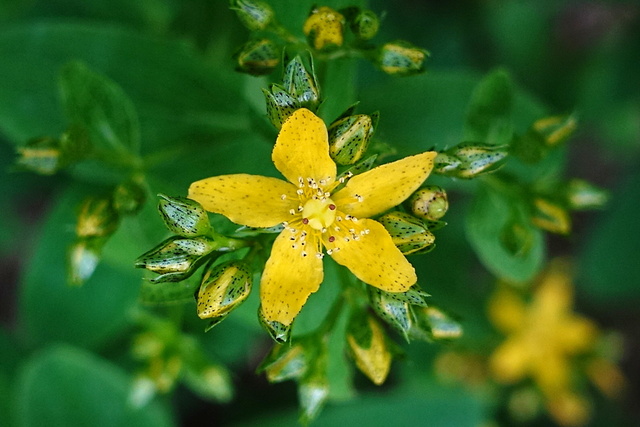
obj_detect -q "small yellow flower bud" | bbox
[328,113,376,165]
[377,40,428,76]
[434,143,508,179]
[230,0,274,31]
[346,312,392,385]
[565,179,608,210]
[349,9,380,40]
[368,287,413,340]
[235,38,279,76]
[113,179,146,215]
[531,197,571,235]
[409,186,449,221]
[258,341,309,383]
[262,84,299,129]
[298,375,330,424]
[282,55,320,111]
[15,136,63,175]
[303,6,345,50]
[532,114,577,147]
[76,196,120,238]
[134,236,217,283]
[67,237,104,286]
[196,260,252,321]
[157,194,211,237]
[377,211,435,255]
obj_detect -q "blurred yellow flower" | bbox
[303,6,345,50]
[189,108,436,327]
[488,259,623,426]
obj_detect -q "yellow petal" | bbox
[557,316,598,354]
[488,287,527,334]
[490,337,530,383]
[189,174,297,228]
[333,151,436,218]
[324,218,415,292]
[260,228,324,325]
[272,108,336,186]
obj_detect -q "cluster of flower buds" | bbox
[68,178,146,286]
[231,1,428,77]
[263,55,320,128]
[434,143,509,179]
[511,114,577,163]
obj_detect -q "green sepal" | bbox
[434,143,509,179]
[259,310,292,343]
[377,211,436,255]
[157,194,211,237]
[368,287,413,341]
[282,54,320,111]
[262,84,299,129]
[410,306,463,341]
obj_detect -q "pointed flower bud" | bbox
[434,143,508,179]
[113,179,146,215]
[235,38,279,76]
[67,237,105,286]
[368,287,413,340]
[377,40,428,76]
[303,6,345,50]
[258,341,310,383]
[532,114,577,147]
[135,236,217,283]
[328,113,377,165]
[196,260,252,322]
[298,375,329,425]
[346,312,393,385]
[377,211,435,255]
[349,9,380,40]
[282,55,320,111]
[531,197,571,235]
[76,196,120,238]
[411,306,463,341]
[263,84,299,129]
[409,186,449,221]
[157,194,211,237]
[182,364,234,403]
[230,0,274,31]
[564,179,608,210]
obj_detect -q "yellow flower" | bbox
[303,6,345,50]
[189,108,436,327]
[488,260,599,426]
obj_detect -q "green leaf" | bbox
[59,60,141,156]
[466,183,544,282]
[464,68,514,145]
[15,345,174,427]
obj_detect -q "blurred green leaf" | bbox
[59,61,141,156]
[464,68,514,146]
[466,183,544,282]
[15,344,174,427]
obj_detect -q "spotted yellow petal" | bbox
[189,174,297,228]
[333,151,436,218]
[260,228,324,325]
[272,108,336,186]
[324,218,415,292]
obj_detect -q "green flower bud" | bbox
[135,236,217,283]
[113,179,146,215]
[377,211,436,255]
[67,237,105,286]
[262,84,300,129]
[235,38,279,76]
[434,143,508,179]
[530,197,571,235]
[377,40,429,76]
[346,311,392,385]
[182,364,234,403]
[328,113,377,165]
[157,194,211,237]
[368,287,413,340]
[258,340,309,382]
[282,55,320,111]
[298,375,329,425]
[76,196,120,238]
[230,0,274,31]
[564,179,608,210]
[532,114,577,147]
[350,9,380,40]
[409,186,449,221]
[196,260,252,322]
[259,311,292,343]
[15,136,63,175]
[410,306,463,341]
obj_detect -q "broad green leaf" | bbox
[15,345,174,427]
[466,183,544,282]
[59,61,141,156]
[464,68,514,145]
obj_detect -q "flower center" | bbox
[302,197,337,231]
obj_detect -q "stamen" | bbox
[324,192,331,198]
[344,237,350,242]
[321,228,327,233]
[315,252,324,259]
[281,194,287,200]
[301,251,307,257]
[289,227,297,232]
[336,216,343,221]
[297,205,304,212]
[296,189,304,195]
[298,177,304,186]
[355,194,364,202]
[289,209,296,215]
[291,244,297,249]
[282,221,289,226]
[319,179,327,186]
[326,249,333,255]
